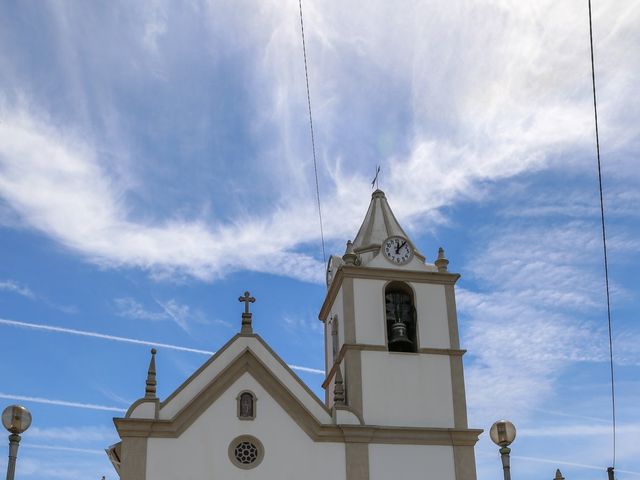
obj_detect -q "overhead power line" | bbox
[587,0,617,471]
[298,0,326,264]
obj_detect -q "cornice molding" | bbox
[114,349,482,446]
[322,343,466,389]
[320,266,461,321]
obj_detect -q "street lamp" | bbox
[490,419,516,480]
[2,405,32,480]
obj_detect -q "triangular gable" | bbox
[115,335,339,441]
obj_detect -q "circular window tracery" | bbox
[228,435,264,469]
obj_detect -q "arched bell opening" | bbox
[384,281,417,353]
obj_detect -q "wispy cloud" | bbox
[114,297,167,321]
[0,1,637,285]
[461,206,639,424]
[0,278,77,313]
[154,298,191,332]
[114,296,229,333]
[0,279,34,298]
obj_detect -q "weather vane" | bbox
[371,165,381,190]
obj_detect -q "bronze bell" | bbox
[388,320,413,350]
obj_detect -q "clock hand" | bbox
[396,240,407,254]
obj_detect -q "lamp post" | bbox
[490,419,517,480]
[2,405,32,480]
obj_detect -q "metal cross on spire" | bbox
[238,291,256,335]
[371,165,381,190]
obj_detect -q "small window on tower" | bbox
[331,315,340,361]
[385,282,417,353]
[237,391,256,420]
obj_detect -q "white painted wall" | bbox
[414,283,450,349]
[360,351,454,427]
[147,372,346,480]
[353,279,386,345]
[369,444,456,480]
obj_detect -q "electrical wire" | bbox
[298,0,326,264]
[587,0,616,469]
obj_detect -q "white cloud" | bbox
[114,297,167,321]
[114,296,218,332]
[0,279,34,298]
[0,1,637,285]
[460,214,639,427]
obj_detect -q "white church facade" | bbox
[107,189,481,479]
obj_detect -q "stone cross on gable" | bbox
[238,291,256,335]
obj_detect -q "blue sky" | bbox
[0,1,638,478]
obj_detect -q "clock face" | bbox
[382,236,413,265]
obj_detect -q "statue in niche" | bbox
[239,392,254,418]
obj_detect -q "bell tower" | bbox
[319,189,478,479]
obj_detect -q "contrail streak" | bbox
[478,451,640,476]
[513,454,640,476]
[22,443,105,455]
[0,317,213,354]
[0,393,126,413]
[0,318,325,375]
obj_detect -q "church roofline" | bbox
[157,333,330,418]
[352,189,422,257]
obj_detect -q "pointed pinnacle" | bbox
[145,348,157,399]
[435,246,449,272]
[342,240,359,266]
[554,469,565,480]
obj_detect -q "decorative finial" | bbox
[333,368,345,405]
[144,348,157,399]
[554,469,565,480]
[371,165,381,190]
[238,291,256,335]
[342,240,360,266]
[435,246,449,272]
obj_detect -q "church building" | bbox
[106,189,482,479]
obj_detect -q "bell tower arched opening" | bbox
[384,281,417,353]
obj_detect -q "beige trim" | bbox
[323,343,466,389]
[159,333,328,417]
[324,316,330,404]
[450,356,469,429]
[119,437,147,480]
[343,347,363,419]
[228,434,264,470]
[345,443,369,480]
[160,333,242,407]
[445,284,469,429]
[125,398,159,419]
[453,445,478,480]
[342,278,356,343]
[320,266,460,321]
[340,276,364,418]
[115,349,482,447]
[445,285,461,349]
